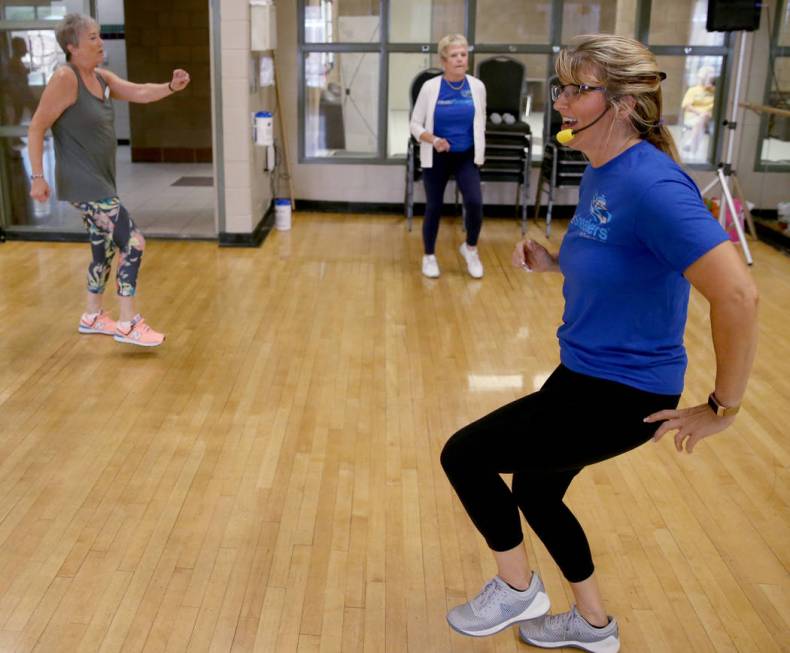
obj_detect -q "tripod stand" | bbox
[700,30,756,265]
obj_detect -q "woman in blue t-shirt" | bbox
[410,34,487,279]
[440,35,758,652]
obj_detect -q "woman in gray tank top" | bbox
[28,13,190,347]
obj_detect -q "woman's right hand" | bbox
[512,239,558,272]
[30,178,50,202]
[432,137,450,152]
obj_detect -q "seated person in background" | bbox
[681,66,715,156]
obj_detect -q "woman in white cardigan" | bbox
[410,34,487,279]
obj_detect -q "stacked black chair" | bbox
[534,75,588,237]
[404,68,443,231]
[477,56,533,234]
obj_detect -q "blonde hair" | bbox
[56,13,96,61]
[556,34,679,162]
[438,34,468,60]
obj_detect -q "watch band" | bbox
[707,392,740,417]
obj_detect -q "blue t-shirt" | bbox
[557,141,729,395]
[433,78,475,152]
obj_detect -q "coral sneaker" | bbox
[114,315,165,347]
[78,310,117,336]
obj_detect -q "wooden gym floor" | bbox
[0,213,787,652]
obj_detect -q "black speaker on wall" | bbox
[706,0,761,32]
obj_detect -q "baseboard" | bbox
[3,230,88,243]
[218,203,275,247]
[2,230,217,243]
[294,199,576,219]
[131,147,213,163]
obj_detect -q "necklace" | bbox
[614,136,639,158]
[445,77,465,91]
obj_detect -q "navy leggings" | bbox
[421,149,482,255]
[440,364,680,583]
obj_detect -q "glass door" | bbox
[0,0,90,235]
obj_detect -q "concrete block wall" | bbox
[215,0,276,235]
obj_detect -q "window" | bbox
[1,1,84,21]
[387,52,432,157]
[648,0,724,46]
[757,0,790,170]
[305,0,380,43]
[0,29,64,132]
[656,55,723,164]
[390,0,464,43]
[642,0,730,166]
[562,0,630,43]
[304,51,380,158]
[475,1,551,44]
[298,0,735,166]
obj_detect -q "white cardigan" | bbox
[409,74,486,168]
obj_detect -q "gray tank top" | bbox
[52,63,117,202]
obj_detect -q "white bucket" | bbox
[274,198,292,231]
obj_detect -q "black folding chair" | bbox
[476,56,533,234]
[534,75,588,237]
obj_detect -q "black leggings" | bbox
[440,364,680,583]
[421,149,482,255]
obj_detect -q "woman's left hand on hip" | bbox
[645,404,735,454]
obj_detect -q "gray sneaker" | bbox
[519,605,620,653]
[447,572,550,637]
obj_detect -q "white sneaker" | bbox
[459,243,484,278]
[422,254,440,278]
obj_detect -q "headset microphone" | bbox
[556,105,611,144]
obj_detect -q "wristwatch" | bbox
[707,392,740,417]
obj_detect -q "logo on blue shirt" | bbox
[570,191,613,242]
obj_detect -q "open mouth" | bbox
[561,117,578,129]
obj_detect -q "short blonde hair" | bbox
[438,34,468,60]
[56,13,96,61]
[556,34,679,162]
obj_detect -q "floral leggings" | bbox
[72,197,145,297]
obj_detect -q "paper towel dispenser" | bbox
[250,0,276,51]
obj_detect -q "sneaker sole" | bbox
[113,334,165,347]
[78,326,115,335]
[519,634,620,653]
[447,591,550,638]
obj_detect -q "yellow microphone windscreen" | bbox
[556,129,574,145]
